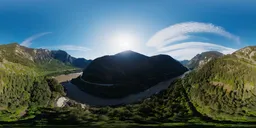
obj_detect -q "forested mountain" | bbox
[0,43,91,75]
[185,51,224,70]
[0,43,87,121]
[184,46,256,121]
[72,50,188,98]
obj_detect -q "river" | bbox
[60,71,190,106]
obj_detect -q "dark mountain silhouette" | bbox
[72,50,188,98]
[82,50,187,83]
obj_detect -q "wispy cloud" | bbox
[57,45,91,52]
[159,42,236,60]
[147,22,240,48]
[146,22,240,60]
[21,32,52,47]
[40,45,91,52]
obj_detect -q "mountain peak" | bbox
[186,51,224,69]
[114,50,147,58]
[2,42,20,47]
[233,46,256,62]
[116,50,136,54]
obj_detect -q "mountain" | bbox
[0,42,91,118]
[0,43,91,75]
[184,46,256,121]
[180,60,189,66]
[233,46,256,64]
[72,50,188,98]
[51,50,91,69]
[186,51,224,69]
[0,43,68,121]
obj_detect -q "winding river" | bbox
[59,71,190,106]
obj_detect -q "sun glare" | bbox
[112,33,137,52]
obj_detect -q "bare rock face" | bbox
[56,97,69,107]
[186,51,224,70]
[233,46,256,64]
[33,49,52,62]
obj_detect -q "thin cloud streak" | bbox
[21,32,52,47]
[40,45,91,52]
[147,22,240,48]
[57,45,91,52]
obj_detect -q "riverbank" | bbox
[54,72,82,83]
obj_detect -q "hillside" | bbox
[0,43,91,75]
[0,43,87,121]
[184,46,256,121]
[72,50,188,98]
[186,51,224,70]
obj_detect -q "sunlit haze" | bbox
[110,33,140,53]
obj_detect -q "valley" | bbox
[0,44,256,127]
[1,43,256,127]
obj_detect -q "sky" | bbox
[0,0,256,60]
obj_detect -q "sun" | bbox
[112,33,137,52]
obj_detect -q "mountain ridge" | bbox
[0,43,91,74]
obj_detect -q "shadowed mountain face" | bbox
[51,50,75,64]
[180,60,189,66]
[186,51,224,70]
[51,50,91,69]
[73,50,188,98]
[82,50,188,84]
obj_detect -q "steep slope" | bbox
[185,46,256,121]
[72,50,188,98]
[186,51,224,69]
[71,58,91,69]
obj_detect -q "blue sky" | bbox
[0,0,256,60]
